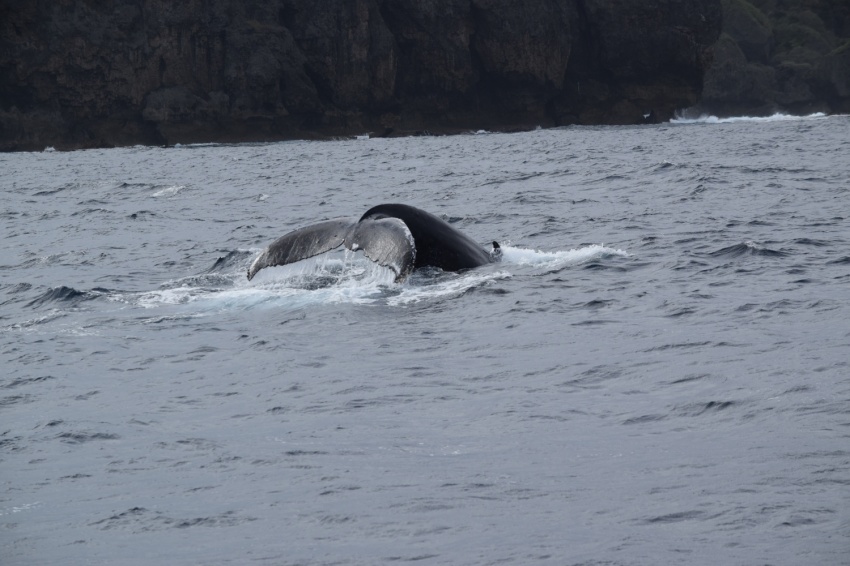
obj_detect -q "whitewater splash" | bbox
[500,244,628,272]
[387,270,511,306]
[124,252,393,313]
[105,244,629,313]
[5,245,630,327]
[670,111,828,125]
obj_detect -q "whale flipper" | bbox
[247,218,354,281]
[346,216,416,281]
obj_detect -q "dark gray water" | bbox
[2,114,849,565]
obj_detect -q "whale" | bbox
[247,203,501,282]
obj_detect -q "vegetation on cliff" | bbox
[700,0,850,115]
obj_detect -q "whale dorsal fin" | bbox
[247,218,355,280]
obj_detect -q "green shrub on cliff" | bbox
[702,0,850,114]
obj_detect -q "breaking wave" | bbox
[670,111,828,125]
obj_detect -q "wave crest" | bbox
[671,112,828,125]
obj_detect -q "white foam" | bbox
[670,112,828,125]
[499,244,628,272]
[151,185,185,197]
[243,258,396,309]
[388,270,511,306]
[0,502,42,517]
[386,244,627,305]
[123,252,396,312]
[108,244,628,313]
[132,288,197,308]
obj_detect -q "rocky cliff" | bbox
[0,0,722,151]
[700,0,850,116]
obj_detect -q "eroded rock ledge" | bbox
[1,0,722,151]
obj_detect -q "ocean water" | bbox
[2,114,849,565]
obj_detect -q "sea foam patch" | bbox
[160,252,394,311]
[387,270,510,306]
[151,185,186,197]
[499,244,628,272]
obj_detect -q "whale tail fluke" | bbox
[247,216,417,282]
[345,217,416,282]
[247,218,354,281]
[248,204,497,282]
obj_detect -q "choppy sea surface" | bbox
[2,114,849,565]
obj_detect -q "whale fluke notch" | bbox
[247,204,499,282]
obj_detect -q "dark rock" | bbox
[699,0,850,116]
[702,33,778,115]
[724,0,774,63]
[0,0,722,151]
[829,43,850,102]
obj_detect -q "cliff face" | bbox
[700,0,850,116]
[0,0,722,151]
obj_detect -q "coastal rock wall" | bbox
[700,0,850,116]
[0,0,722,150]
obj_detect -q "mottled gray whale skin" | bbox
[247,204,500,282]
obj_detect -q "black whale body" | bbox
[247,204,499,282]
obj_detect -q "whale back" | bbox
[360,204,492,272]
